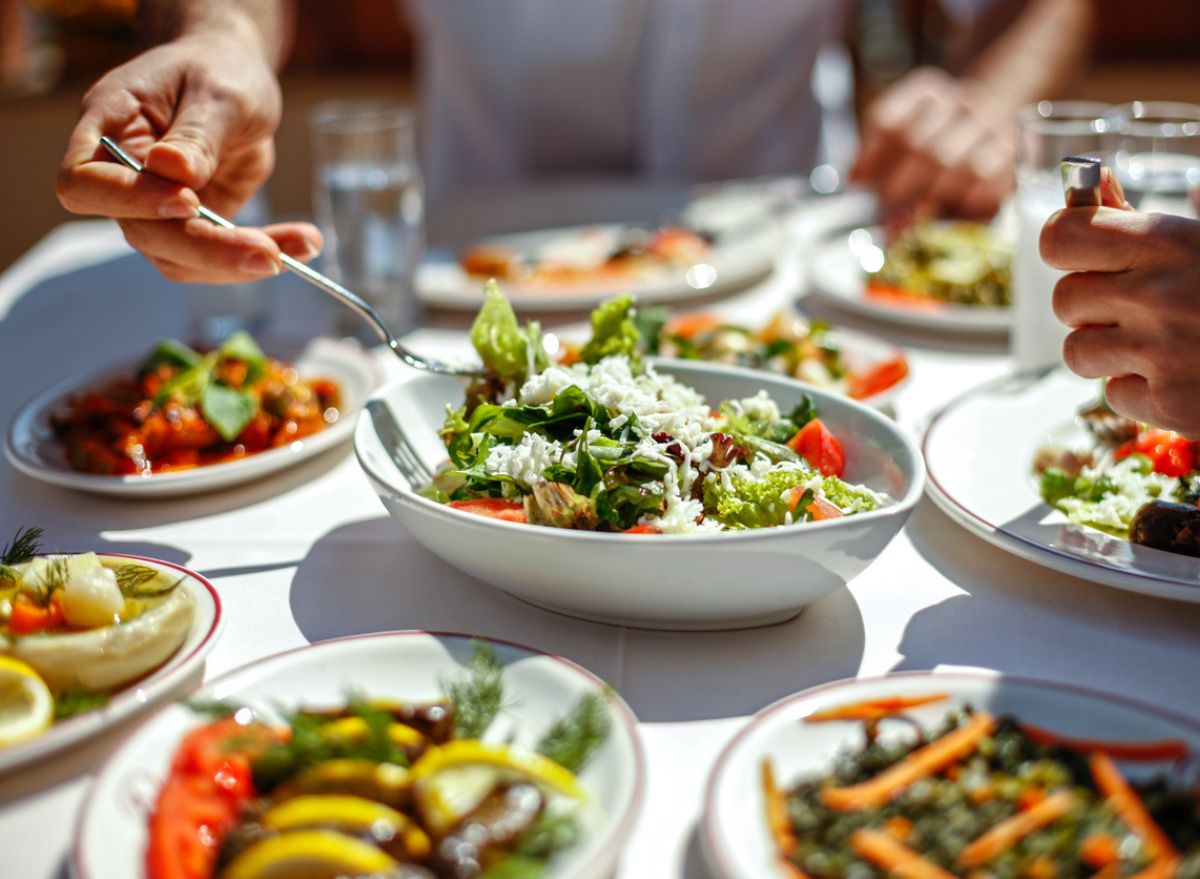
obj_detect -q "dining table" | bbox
[2,201,1199,879]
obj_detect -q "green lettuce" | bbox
[579,295,640,365]
[470,280,546,383]
[703,469,879,530]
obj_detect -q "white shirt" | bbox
[409,0,846,203]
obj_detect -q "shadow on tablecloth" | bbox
[289,516,868,723]
[894,499,1200,702]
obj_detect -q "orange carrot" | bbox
[1080,834,1121,870]
[1090,752,1179,862]
[1023,855,1058,879]
[622,523,661,535]
[8,595,61,634]
[1018,787,1047,811]
[806,693,950,724]
[884,816,914,843]
[823,712,995,811]
[762,760,798,858]
[959,789,1077,867]
[851,828,960,879]
[865,282,946,313]
[1019,724,1188,762]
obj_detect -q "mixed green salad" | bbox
[424,283,887,534]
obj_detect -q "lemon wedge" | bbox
[0,657,54,747]
[260,795,430,860]
[411,740,583,834]
[217,829,398,879]
[317,716,426,750]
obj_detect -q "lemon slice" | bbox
[0,656,54,746]
[317,716,425,750]
[411,740,583,834]
[217,829,398,879]
[260,795,430,860]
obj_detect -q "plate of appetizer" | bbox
[806,220,1013,334]
[416,216,782,312]
[704,671,1200,879]
[74,631,643,879]
[0,529,221,773]
[6,333,381,498]
[923,367,1200,602]
[356,284,923,629]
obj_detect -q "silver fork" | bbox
[98,136,486,379]
[366,399,435,488]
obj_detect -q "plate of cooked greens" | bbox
[6,334,380,498]
[357,283,923,629]
[805,220,1013,334]
[704,671,1200,879]
[0,529,221,774]
[74,631,643,879]
[923,367,1200,603]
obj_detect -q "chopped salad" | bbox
[867,221,1012,309]
[426,284,887,534]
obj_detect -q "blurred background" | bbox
[0,0,1196,272]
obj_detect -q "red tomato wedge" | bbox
[665,312,723,340]
[788,419,846,478]
[847,355,909,400]
[806,495,845,521]
[1115,429,1197,478]
[623,523,661,534]
[448,498,527,523]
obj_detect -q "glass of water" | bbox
[310,100,424,340]
[1011,101,1118,372]
[1108,102,1200,219]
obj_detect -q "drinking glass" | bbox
[1108,101,1200,218]
[1012,101,1117,371]
[310,100,424,339]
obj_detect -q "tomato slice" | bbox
[622,523,661,534]
[1115,429,1197,478]
[448,498,527,523]
[787,419,846,478]
[806,495,845,521]
[847,355,909,400]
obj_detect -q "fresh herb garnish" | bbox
[1,526,43,567]
[185,698,244,719]
[113,564,184,597]
[536,689,611,773]
[446,640,505,739]
[54,688,111,721]
[516,812,582,858]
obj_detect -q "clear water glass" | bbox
[1012,101,1117,372]
[311,100,424,340]
[1107,101,1200,219]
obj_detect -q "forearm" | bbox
[967,0,1093,112]
[139,0,289,68]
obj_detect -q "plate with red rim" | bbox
[5,337,382,498]
[923,366,1200,602]
[0,552,221,775]
[702,671,1200,879]
[805,221,1012,335]
[72,630,645,879]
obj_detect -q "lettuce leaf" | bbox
[579,295,640,365]
[470,280,542,383]
[702,468,813,530]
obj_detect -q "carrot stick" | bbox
[1080,833,1122,870]
[1019,724,1188,762]
[762,760,798,858]
[806,694,950,724]
[823,712,996,811]
[1090,752,1179,862]
[851,828,961,879]
[958,790,1077,867]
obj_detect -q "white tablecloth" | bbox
[2,218,1199,878]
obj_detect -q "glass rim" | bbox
[1017,101,1119,136]
[1107,101,1200,138]
[310,98,415,135]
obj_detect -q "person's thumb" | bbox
[1100,167,1133,211]
[142,88,241,191]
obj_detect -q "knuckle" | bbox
[1051,274,1079,323]
[1061,330,1087,373]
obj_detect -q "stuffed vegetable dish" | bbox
[764,695,1200,879]
[52,332,341,476]
[146,642,611,879]
[426,283,888,534]
[867,221,1012,309]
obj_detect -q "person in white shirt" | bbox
[55,0,1090,284]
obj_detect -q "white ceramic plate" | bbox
[73,631,644,879]
[923,367,1200,602]
[6,337,381,498]
[703,671,1200,879]
[0,553,221,775]
[355,360,924,630]
[805,221,1011,335]
[416,219,782,312]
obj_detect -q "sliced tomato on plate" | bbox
[847,355,909,400]
[787,418,846,478]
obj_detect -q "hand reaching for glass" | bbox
[1041,169,1200,439]
[55,20,322,284]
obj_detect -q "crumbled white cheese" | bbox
[736,390,781,424]
[484,434,566,488]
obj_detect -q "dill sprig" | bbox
[515,812,581,858]
[185,698,244,719]
[54,688,111,721]
[1,526,43,566]
[535,689,611,773]
[446,640,505,739]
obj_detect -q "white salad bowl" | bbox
[73,631,644,879]
[354,360,924,630]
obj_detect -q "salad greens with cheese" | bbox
[427,282,886,534]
